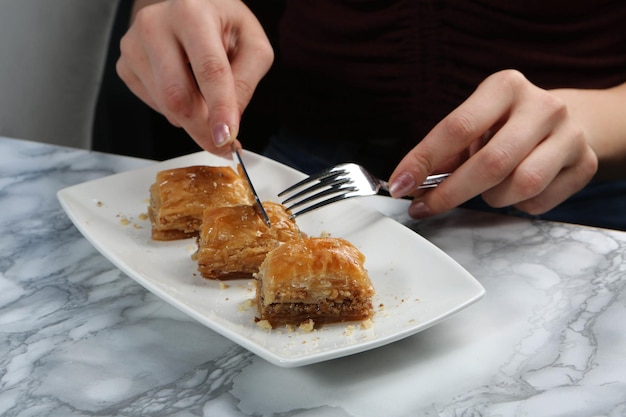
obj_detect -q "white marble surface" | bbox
[1,136,625,417]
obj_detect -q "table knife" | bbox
[231,143,272,228]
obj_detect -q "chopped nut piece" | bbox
[256,319,272,330]
[299,319,315,332]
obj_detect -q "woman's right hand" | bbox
[116,0,274,155]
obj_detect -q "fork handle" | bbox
[380,173,450,194]
[417,173,450,188]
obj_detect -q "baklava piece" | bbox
[256,237,375,327]
[148,165,253,240]
[196,201,303,279]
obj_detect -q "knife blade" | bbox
[231,143,271,228]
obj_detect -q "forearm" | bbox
[552,82,626,180]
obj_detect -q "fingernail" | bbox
[212,123,231,147]
[409,201,431,218]
[389,172,416,198]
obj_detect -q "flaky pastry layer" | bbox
[148,165,253,240]
[196,201,302,279]
[256,237,375,326]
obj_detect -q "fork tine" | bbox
[288,192,355,218]
[281,174,351,204]
[284,184,358,210]
[277,165,344,197]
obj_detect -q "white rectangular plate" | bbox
[57,150,485,367]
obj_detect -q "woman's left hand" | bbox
[389,69,599,218]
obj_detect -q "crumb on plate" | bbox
[298,319,315,332]
[256,319,272,330]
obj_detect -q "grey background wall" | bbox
[0,0,118,149]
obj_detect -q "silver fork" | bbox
[278,163,450,218]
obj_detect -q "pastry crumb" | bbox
[237,299,255,312]
[138,213,148,221]
[344,325,355,336]
[360,318,373,329]
[119,217,130,226]
[256,319,273,330]
[219,282,230,290]
[298,319,315,332]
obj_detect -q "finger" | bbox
[228,20,274,115]
[177,13,240,151]
[119,7,201,129]
[482,145,563,210]
[116,27,166,118]
[508,130,598,214]
[480,126,574,209]
[389,71,525,198]
[413,115,597,219]
[514,151,597,215]
[116,58,160,115]
[425,94,562,213]
[144,23,217,148]
[154,55,211,137]
[445,83,574,212]
[187,48,237,149]
[409,119,553,218]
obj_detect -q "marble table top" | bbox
[1,136,625,417]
